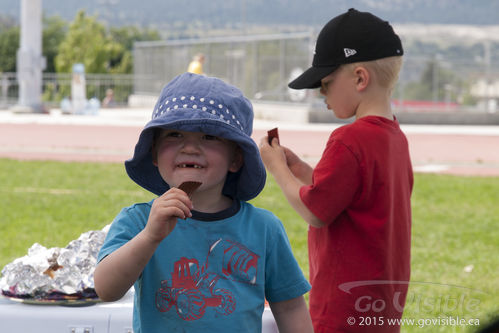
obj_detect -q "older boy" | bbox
[260,8,413,333]
[95,73,313,333]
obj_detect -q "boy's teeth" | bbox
[179,164,202,168]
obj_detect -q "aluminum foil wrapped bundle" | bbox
[0,226,108,300]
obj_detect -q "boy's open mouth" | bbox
[177,163,204,169]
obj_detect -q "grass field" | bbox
[0,158,498,331]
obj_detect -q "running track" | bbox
[1,110,499,176]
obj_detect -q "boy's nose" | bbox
[181,137,201,153]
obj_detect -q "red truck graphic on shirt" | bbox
[155,239,259,321]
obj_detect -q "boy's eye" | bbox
[203,134,219,141]
[165,132,182,138]
[321,79,332,91]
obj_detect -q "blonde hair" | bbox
[344,56,403,92]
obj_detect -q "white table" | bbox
[0,290,278,332]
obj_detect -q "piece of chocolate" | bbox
[178,181,202,196]
[267,127,279,145]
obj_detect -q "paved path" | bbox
[1,109,499,176]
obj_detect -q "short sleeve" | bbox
[300,139,361,225]
[264,219,311,303]
[97,204,148,263]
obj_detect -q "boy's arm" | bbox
[94,229,162,301]
[282,145,314,185]
[269,296,314,333]
[94,188,193,302]
[260,137,325,228]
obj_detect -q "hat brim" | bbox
[288,65,340,90]
[125,111,266,201]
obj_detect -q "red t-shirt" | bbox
[300,116,413,332]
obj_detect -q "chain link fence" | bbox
[133,32,315,103]
[1,32,498,116]
[133,32,499,114]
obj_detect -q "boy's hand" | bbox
[144,188,193,244]
[259,136,287,174]
[260,136,314,186]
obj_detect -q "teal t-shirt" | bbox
[98,200,310,333]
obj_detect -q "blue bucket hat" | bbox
[125,73,266,201]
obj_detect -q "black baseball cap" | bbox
[289,8,403,90]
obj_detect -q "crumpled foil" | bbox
[0,225,109,298]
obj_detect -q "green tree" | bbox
[109,26,160,52]
[108,26,161,74]
[55,10,123,74]
[0,26,19,72]
[0,16,67,73]
[42,16,67,73]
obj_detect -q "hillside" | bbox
[1,0,499,29]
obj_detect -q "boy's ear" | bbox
[229,147,244,173]
[354,66,370,92]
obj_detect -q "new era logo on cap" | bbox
[344,48,357,58]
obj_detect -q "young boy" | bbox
[260,8,413,333]
[94,73,313,333]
